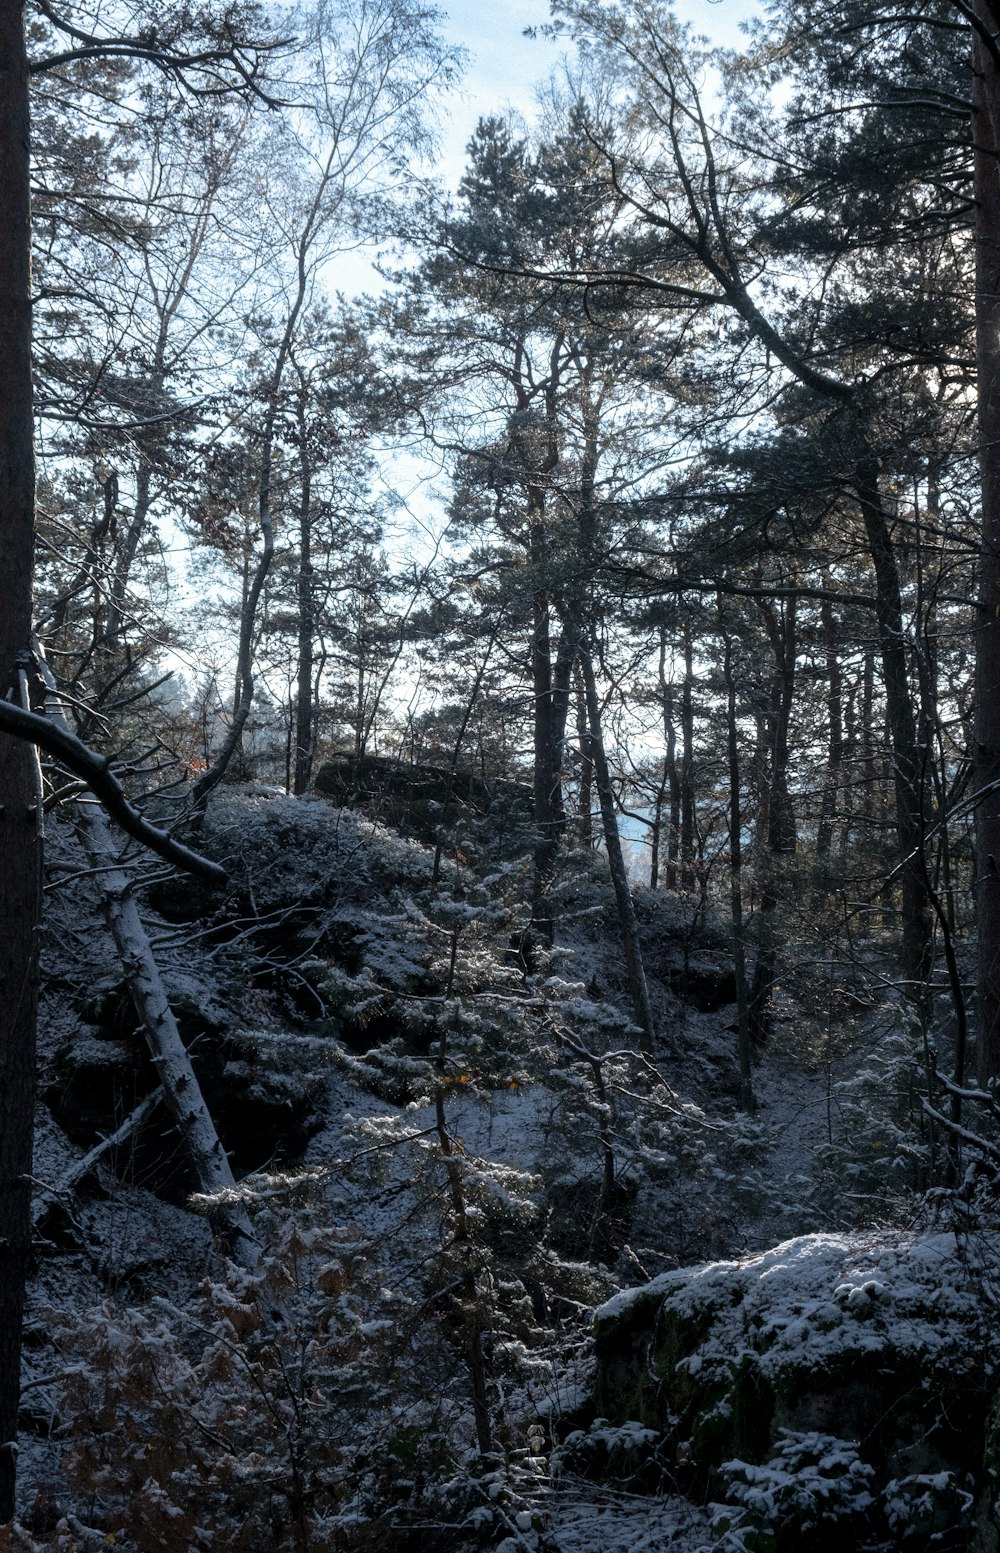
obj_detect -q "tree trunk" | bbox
[748,596,797,1046]
[649,764,664,889]
[528,591,571,953]
[32,1091,161,1227]
[854,457,933,996]
[530,587,557,947]
[293,386,314,796]
[815,591,844,870]
[104,168,223,673]
[75,810,256,1256]
[39,659,256,1262]
[430,622,502,891]
[574,657,593,848]
[652,625,679,891]
[861,645,877,827]
[680,626,695,889]
[973,4,1000,1083]
[720,620,754,1112]
[0,1,41,1519]
[102,434,152,665]
[756,595,798,855]
[579,642,656,1053]
[192,171,331,812]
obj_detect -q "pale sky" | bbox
[434,0,763,178]
[335,1,763,291]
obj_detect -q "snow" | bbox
[528,1484,715,1552]
[597,1228,993,1386]
[18,796,1000,1551]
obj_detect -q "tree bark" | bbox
[756,595,798,856]
[528,588,572,953]
[973,3,1000,1083]
[652,625,680,891]
[815,591,844,870]
[861,645,877,827]
[0,0,41,1518]
[680,626,695,889]
[748,595,797,1046]
[529,584,560,948]
[574,657,593,849]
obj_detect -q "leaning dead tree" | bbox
[37,648,257,1261]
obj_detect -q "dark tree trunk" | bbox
[652,625,680,891]
[680,627,695,889]
[861,645,877,827]
[973,3,1000,1083]
[574,657,593,848]
[854,457,933,995]
[528,586,571,951]
[757,596,798,856]
[430,623,501,892]
[530,586,557,946]
[840,678,856,851]
[719,614,754,1112]
[667,691,681,887]
[0,0,41,1520]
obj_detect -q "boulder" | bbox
[591,1231,1000,1548]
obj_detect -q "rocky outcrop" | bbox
[587,1231,1000,1549]
[314,754,532,849]
[44,977,326,1190]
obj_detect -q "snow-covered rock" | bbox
[592,1230,1000,1545]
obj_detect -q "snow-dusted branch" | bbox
[0,694,226,884]
[32,1091,163,1225]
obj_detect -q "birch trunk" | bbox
[39,660,256,1262]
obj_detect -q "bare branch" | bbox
[0,693,226,885]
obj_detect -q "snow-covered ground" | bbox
[13,795,991,1550]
